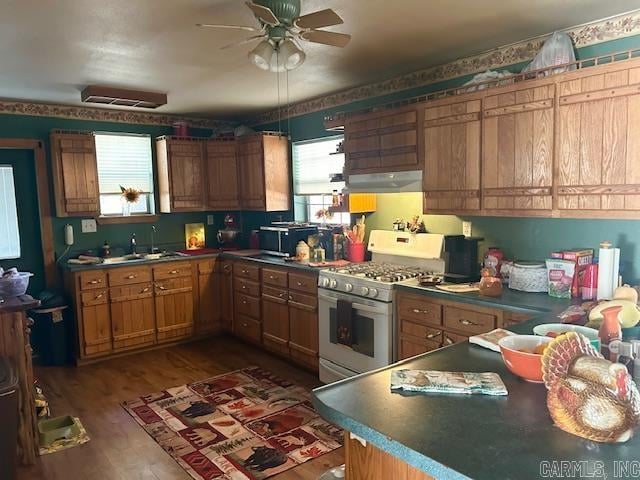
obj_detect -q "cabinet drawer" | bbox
[234,262,260,282]
[288,290,317,311]
[153,262,192,280]
[81,289,108,307]
[155,276,193,295]
[79,271,107,290]
[396,293,442,327]
[399,320,443,343]
[443,330,469,346]
[235,293,260,320]
[109,283,153,302]
[262,267,288,288]
[262,285,288,303]
[444,306,496,335]
[234,277,260,297]
[288,272,317,295]
[399,335,441,360]
[108,266,152,287]
[235,315,261,343]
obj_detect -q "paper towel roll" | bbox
[597,242,620,300]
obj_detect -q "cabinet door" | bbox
[262,290,290,357]
[80,289,111,357]
[237,136,266,210]
[289,300,318,371]
[482,83,554,213]
[197,259,221,334]
[423,98,481,213]
[157,138,205,212]
[50,132,100,217]
[218,260,234,331]
[206,139,240,210]
[110,283,155,351]
[399,335,441,360]
[556,66,640,215]
[154,277,194,342]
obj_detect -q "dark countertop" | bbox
[396,281,573,315]
[220,252,320,273]
[0,295,40,314]
[312,314,640,480]
[62,252,220,272]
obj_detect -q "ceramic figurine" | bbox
[541,331,640,443]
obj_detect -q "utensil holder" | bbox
[347,242,365,263]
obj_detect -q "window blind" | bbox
[95,133,153,194]
[292,136,344,195]
[0,166,21,259]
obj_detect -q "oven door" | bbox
[318,289,394,374]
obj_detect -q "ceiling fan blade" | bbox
[300,30,351,48]
[220,35,265,50]
[294,9,343,29]
[245,1,280,26]
[197,24,259,32]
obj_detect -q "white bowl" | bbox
[533,323,600,349]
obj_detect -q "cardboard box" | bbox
[562,249,594,297]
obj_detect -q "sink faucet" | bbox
[130,233,137,254]
[151,225,157,254]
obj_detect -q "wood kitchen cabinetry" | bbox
[233,261,262,344]
[236,133,291,211]
[156,136,206,212]
[153,262,194,342]
[482,82,554,214]
[262,267,290,357]
[218,259,235,331]
[344,105,422,175]
[423,97,481,214]
[396,290,533,360]
[206,138,241,210]
[50,131,100,217]
[196,259,222,335]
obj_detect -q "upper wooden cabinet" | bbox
[206,138,240,210]
[482,82,554,214]
[237,133,290,211]
[344,105,422,175]
[156,137,206,212]
[423,97,481,214]
[50,131,100,217]
[556,63,640,216]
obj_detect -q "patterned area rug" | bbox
[122,367,343,480]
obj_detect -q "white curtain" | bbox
[0,165,21,259]
[293,136,345,195]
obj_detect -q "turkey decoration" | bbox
[541,331,640,443]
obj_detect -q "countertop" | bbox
[312,313,639,480]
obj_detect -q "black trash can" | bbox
[0,356,18,480]
[30,306,70,366]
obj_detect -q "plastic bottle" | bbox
[631,340,640,389]
[617,342,634,376]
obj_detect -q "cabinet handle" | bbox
[296,281,306,287]
[459,319,479,327]
[242,322,248,328]
[241,299,247,305]
[426,331,441,339]
[169,270,179,275]
[412,308,429,315]
[242,269,249,275]
[242,285,247,290]
[95,293,104,300]
[288,295,294,301]
[141,287,150,293]
[126,274,137,280]
[224,265,231,272]
[157,285,167,291]
[279,292,286,298]
[89,279,102,285]
[269,275,277,280]
[444,336,454,345]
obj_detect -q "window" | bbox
[292,136,349,225]
[95,132,154,216]
[0,166,20,259]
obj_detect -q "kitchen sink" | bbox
[101,252,186,265]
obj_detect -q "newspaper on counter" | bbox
[390,370,508,396]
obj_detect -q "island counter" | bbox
[312,316,640,480]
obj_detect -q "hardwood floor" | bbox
[18,335,343,480]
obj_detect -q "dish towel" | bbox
[336,299,355,347]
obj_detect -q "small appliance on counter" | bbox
[443,235,483,283]
[217,214,241,249]
[258,222,318,257]
[508,261,548,293]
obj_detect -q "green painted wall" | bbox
[253,35,640,284]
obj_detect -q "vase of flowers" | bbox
[120,185,141,216]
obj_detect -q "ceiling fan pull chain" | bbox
[277,48,282,134]
[286,67,291,140]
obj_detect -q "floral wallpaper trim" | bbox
[249,9,640,126]
[0,99,231,129]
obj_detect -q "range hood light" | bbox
[346,170,423,193]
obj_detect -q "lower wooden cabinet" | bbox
[79,289,111,357]
[289,301,319,371]
[262,290,290,357]
[110,282,155,351]
[154,276,194,342]
[396,290,534,360]
[218,260,234,331]
[196,259,221,335]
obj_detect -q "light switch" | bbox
[81,219,97,233]
[462,221,472,238]
[207,215,214,226]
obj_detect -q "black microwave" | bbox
[258,225,318,257]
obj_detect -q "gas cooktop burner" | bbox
[327,262,439,284]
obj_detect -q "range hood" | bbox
[345,170,423,193]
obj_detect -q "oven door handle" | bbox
[318,293,384,314]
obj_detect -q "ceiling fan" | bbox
[197,0,351,72]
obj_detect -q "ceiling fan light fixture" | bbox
[248,40,274,70]
[278,38,305,70]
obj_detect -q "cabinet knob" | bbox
[169,270,179,275]
[242,269,249,274]
[242,322,248,328]
[459,319,479,327]
[89,279,102,285]
[242,299,247,305]
[297,281,306,287]
[126,274,137,280]
[242,285,247,290]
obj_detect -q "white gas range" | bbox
[317,230,445,384]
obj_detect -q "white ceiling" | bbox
[0,0,638,119]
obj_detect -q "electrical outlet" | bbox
[81,219,97,233]
[207,215,214,226]
[462,221,472,238]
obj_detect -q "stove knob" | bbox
[329,279,338,289]
[319,277,330,287]
[369,288,378,298]
[345,283,353,292]
[361,286,369,296]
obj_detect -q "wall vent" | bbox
[81,85,167,109]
